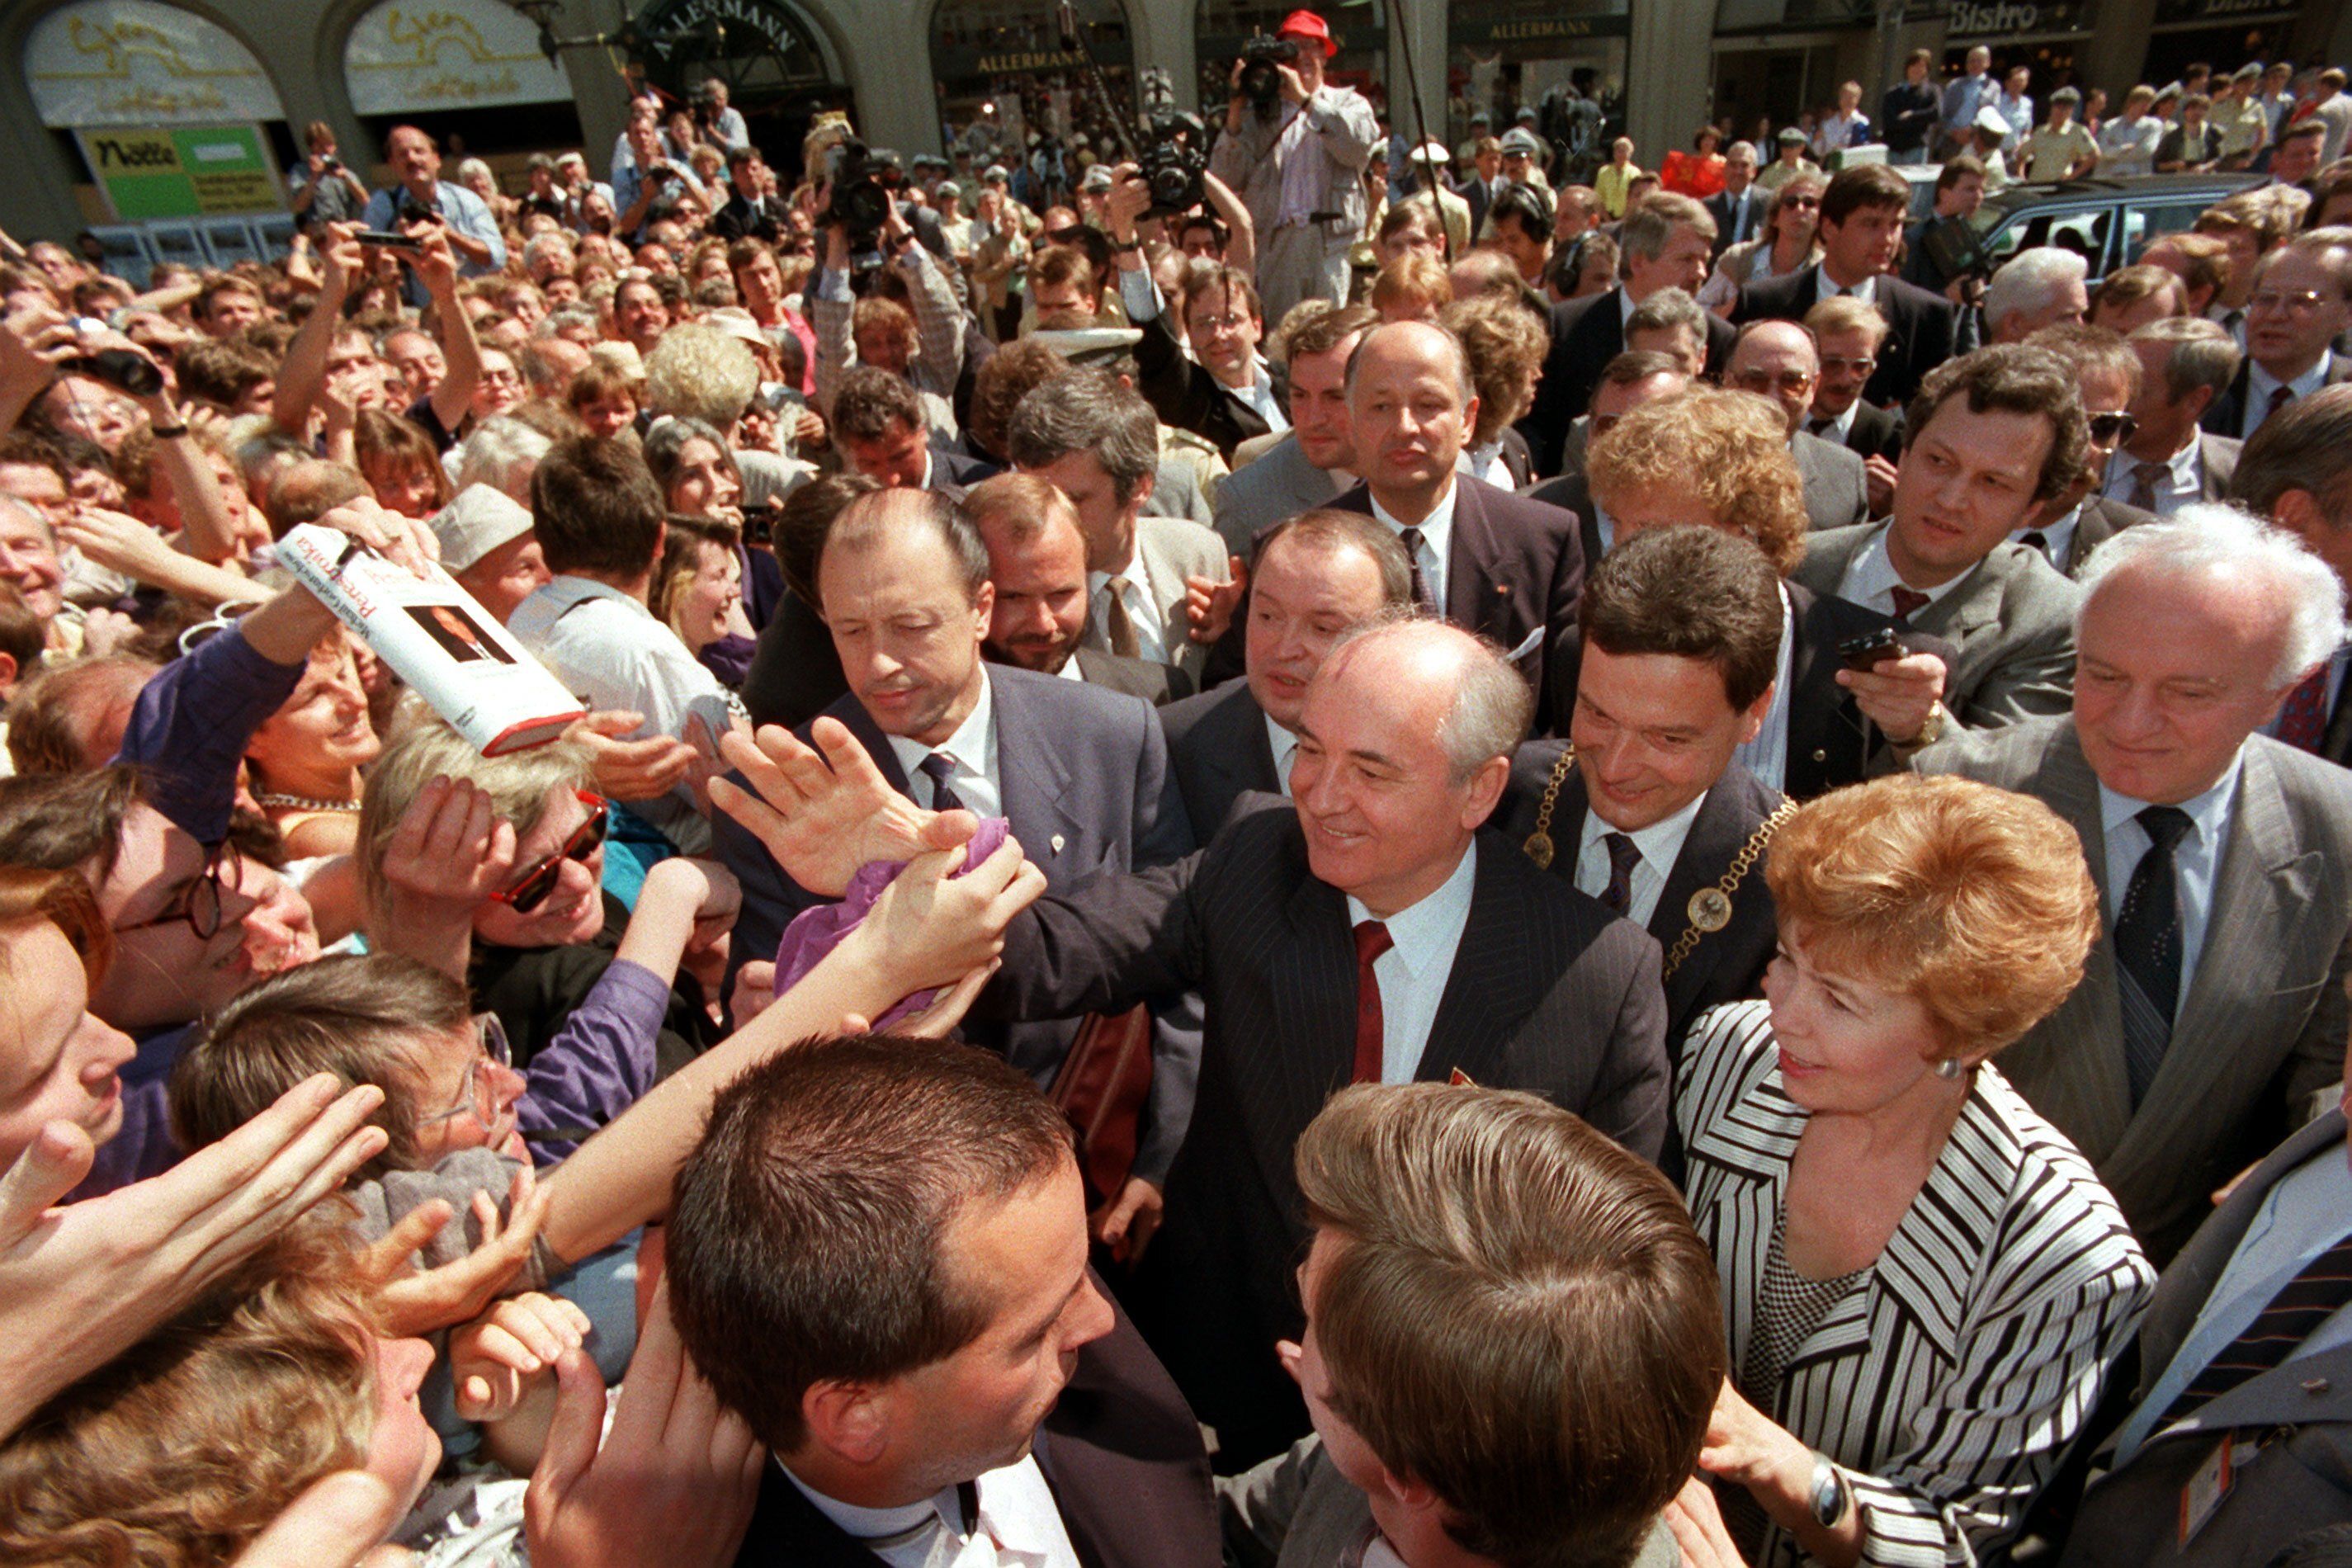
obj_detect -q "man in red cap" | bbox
[1206,7,1381,325]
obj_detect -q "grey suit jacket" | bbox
[1792,429,1870,532]
[1211,433,1346,557]
[2063,1109,2352,1566]
[1795,522,2080,731]
[1914,716,2352,1262]
[1089,515,1230,681]
[1220,1436,1681,1568]
[2199,431,2242,502]
[2064,494,2156,579]
[1072,646,1193,706]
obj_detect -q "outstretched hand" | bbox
[710,717,975,896]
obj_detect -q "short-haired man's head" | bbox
[1819,163,1910,229]
[819,486,992,606]
[1802,294,1891,352]
[963,470,1081,550]
[1004,367,1159,504]
[1768,775,2100,1060]
[1296,1083,1724,1568]
[1324,620,1535,786]
[529,434,665,576]
[1254,508,1418,609]
[1343,319,1476,409]
[169,952,471,1178]
[2128,314,2241,404]
[968,338,1069,459]
[1587,387,1808,575]
[1582,526,1783,712]
[2027,321,2143,402]
[666,1037,1074,1454]
[1283,302,1381,371]
[1618,192,1716,263]
[1934,155,1986,196]
[1983,248,2090,338]
[2234,381,2352,525]
[830,364,926,445]
[1901,345,2091,504]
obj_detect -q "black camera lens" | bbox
[73,349,163,399]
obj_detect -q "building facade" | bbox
[2,0,2347,249]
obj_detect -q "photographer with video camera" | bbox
[1208,8,1380,325]
[612,116,710,247]
[808,161,966,431]
[360,125,505,295]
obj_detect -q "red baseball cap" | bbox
[1278,9,1339,57]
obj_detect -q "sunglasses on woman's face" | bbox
[489,791,610,914]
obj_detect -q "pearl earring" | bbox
[1935,1057,1967,1080]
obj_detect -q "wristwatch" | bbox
[1892,698,1948,753]
[1807,1452,1853,1527]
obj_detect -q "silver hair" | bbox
[537,304,601,342]
[1344,320,1477,411]
[2076,502,2347,687]
[1626,287,1707,342]
[1618,192,1717,262]
[1327,616,1536,784]
[1983,248,2089,335]
[454,157,494,188]
[643,323,759,428]
[1726,140,1758,162]
[453,417,554,502]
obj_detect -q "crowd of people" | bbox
[6,9,2352,1566]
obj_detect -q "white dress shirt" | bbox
[2011,502,2083,576]
[2243,351,2335,439]
[2103,437,2204,517]
[2113,1139,2352,1466]
[1088,541,1171,666]
[1265,712,1300,795]
[1592,498,1617,557]
[1367,479,1459,611]
[782,1455,1081,1568]
[1574,790,1707,927]
[1809,399,1859,445]
[1813,268,1879,307]
[1232,359,1291,433]
[1731,583,1797,790]
[1836,525,1971,616]
[885,669,1004,819]
[1344,842,1479,1084]
[2097,752,2241,1010]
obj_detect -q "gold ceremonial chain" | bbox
[1518,743,1796,982]
[1660,801,1797,982]
[1518,744,1577,870]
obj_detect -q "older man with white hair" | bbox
[1915,503,2352,1263]
[1984,247,2090,344]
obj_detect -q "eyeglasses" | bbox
[117,838,244,942]
[1817,355,1877,375]
[2248,288,2335,315]
[1731,368,1817,394]
[418,1013,513,1129]
[488,791,609,914]
[2087,411,2140,444]
[1190,313,1252,335]
[1782,195,1821,210]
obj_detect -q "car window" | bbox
[2123,201,2216,263]
[1974,205,2112,271]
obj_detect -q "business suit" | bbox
[1795,522,2081,731]
[2062,1110,2352,1566]
[1455,175,1500,242]
[732,1298,1220,1568]
[925,443,999,502]
[1913,717,2352,1262]
[1070,645,1193,706]
[979,797,1670,1468]
[1330,477,1585,732]
[2061,493,2156,579]
[1220,1434,1682,1568]
[1792,428,1870,531]
[1522,288,1741,476]
[2199,354,2352,440]
[1094,515,1229,682]
[711,664,1202,1180]
[2109,433,2242,512]
[1680,1000,2156,1568]
[1159,678,1282,837]
[1523,469,1605,574]
[1734,267,1960,409]
[1706,184,1765,257]
[1778,581,1961,799]
[1133,307,1273,461]
[1210,432,1347,557]
[739,584,848,732]
[1494,749,1782,1060]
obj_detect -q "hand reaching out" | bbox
[377,775,520,910]
[711,718,975,897]
[1187,555,1247,645]
[451,1291,592,1424]
[360,1164,552,1337]
[564,710,699,802]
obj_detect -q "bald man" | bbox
[1724,320,1871,531]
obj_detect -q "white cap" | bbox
[701,307,770,350]
[429,484,535,574]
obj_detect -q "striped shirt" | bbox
[1678,1000,2156,1566]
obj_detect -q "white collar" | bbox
[536,574,654,619]
[884,664,996,786]
[777,1464,936,1543]
[2098,749,2243,847]
[1367,475,1461,543]
[1814,267,1877,305]
[1344,838,1479,973]
[1852,522,1972,606]
[1579,782,1711,876]
[2250,349,2333,404]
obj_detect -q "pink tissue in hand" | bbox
[771,816,1011,1032]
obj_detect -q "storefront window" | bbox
[1448,0,1627,181]
[636,0,847,181]
[1196,0,1388,122]
[932,0,1134,194]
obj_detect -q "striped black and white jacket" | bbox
[1678,1000,2156,1567]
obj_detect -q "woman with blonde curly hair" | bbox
[1677,773,2154,1566]
[1586,385,1808,575]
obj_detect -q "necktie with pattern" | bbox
[2276,662,2334,752]
[1396,527,1438,615]
[2161,1229,2352,1424]
[1889,585,1931,621]
[2129,460,2165,514]
[2115,804,2194,1106]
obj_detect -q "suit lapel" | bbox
[1236,865,1362,1193]
[988,671,1084,879]
[2034,725,2138,1154]
[1442,479,1514,641]
[1910,552,2005,654]
[1418,842,1542,1089]
[1649,780,1754,1027]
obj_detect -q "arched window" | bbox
[26,0,284,126]
[930,0,1134,187]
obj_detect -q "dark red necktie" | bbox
[2276,663,2333,752]
[1352,920,1394,1084]
[1890,585,1930,621]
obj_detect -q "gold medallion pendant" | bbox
[1687,886,1734,933]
